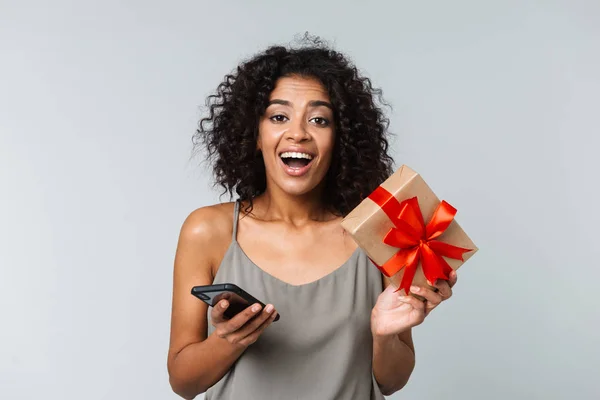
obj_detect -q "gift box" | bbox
[341,165,478,294]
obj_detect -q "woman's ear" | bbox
[255,126,262,152]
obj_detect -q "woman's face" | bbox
[257,75,335,198]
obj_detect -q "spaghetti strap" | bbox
[231,200,240,242]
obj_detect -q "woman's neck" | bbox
[249,188,334,225]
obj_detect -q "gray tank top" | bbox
[205,201,385,400]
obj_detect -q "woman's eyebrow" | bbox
[308,100,333,110]
[267,99,333,110]
[267,99,292,107]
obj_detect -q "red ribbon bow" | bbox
[368,187,472,294]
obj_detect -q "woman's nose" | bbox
[285,120,310,142]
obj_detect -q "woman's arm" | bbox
[167,207,239,398]
[371,278,416,395]
[169,333,247,399]
[371,272,457,395]
[166,206,278,399]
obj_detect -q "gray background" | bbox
[1,0,599,399]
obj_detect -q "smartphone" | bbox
[191,283,280,322]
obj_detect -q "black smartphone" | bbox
[191,283,280,322]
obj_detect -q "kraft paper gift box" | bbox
[341,165,478,295]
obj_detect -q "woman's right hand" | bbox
[211,300,278,349]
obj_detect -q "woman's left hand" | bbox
[371,270,458,337]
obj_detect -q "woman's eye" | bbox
[270,115,288,123]
[311,117,329,126]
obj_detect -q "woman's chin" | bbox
[275,180,322,198]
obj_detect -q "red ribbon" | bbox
[368,186,472,294]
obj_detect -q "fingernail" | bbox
[221,301,228,309]
[252,304,261,312]
[265,304,274,313]
[411,286,420,293]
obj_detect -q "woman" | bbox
[167,37,457,399]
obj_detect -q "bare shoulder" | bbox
[177,202,236,275]
[180,202,235,240]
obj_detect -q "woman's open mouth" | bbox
[279,151,314,177]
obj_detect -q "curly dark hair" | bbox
[193,35,395,216]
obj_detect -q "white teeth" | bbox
[280,151,313,160]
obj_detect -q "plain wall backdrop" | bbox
[1,0,599,399]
